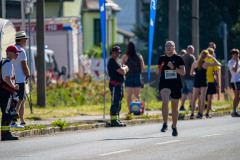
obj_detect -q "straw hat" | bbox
[16,31,29,39]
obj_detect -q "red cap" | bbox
[6,45,21,53]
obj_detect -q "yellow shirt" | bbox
[205,58,220,83]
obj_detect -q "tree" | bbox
[133,0,240,62]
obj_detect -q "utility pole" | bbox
[2,0,6,18]
[21,0,26,31]
[36,0,46,107]
[192,0,199,59]
[223,23,228,100]
[168,0,179,52]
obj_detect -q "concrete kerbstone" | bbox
[11,110,232,139]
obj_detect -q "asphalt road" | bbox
[0,116,240,160]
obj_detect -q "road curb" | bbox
[12,110,231,139]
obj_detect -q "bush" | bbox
[30,75,158,107]
[51,119,69,130]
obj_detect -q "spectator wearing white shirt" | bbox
[12,31,30,127]
[228,48,240,117]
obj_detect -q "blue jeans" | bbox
[182,79,194,94]
[125,76,142,88]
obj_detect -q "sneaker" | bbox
[117,120,126,127]
[190,113,194,119]
[20,122,26,127]
[205,113,212,118]
[179,106,185,111]
[196,113,203,119]
[111,121,126,127]
[172,125,178,136]
[11,123,24,128]
[161,123,168,132]
[231,112,240,117]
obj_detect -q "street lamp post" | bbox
[25,0,34,113]
[105,3,113,61]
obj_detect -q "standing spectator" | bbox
[228,49,240,117]
[205,48,220,118]
[179,45,195,111]
[208,42,216,58]
[11,31,30,128]
[122,42,144,114]
[0,45,21,141]
[190,50,221,119]
[107,46,129,127]
[179,49,186,56]
[156,41,185,136]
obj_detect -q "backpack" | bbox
[0,59,10,81]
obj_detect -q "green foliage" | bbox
[138,114,161,120]
[133,0,240,61]
[51,119,69,130]
[140,86,158,102]
[84,46,103,58]
[124,113,134,120]
[30,74,159,107]
[138,114,150,120]
[11,124,46,132]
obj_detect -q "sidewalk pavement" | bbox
[23,105,230,127]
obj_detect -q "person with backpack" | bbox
[0,45,21,141]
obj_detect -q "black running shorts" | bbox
[231,82,240,90]
[207,82,217,95]
[159,86,182,99]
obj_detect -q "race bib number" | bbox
[165,70,177,79]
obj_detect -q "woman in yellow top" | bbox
[204,48,220,118]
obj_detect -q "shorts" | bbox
[207,82,217,95]
[181,79,194,94]
[125,76,142,88]
[159,86,182,99]
[194,82,208,88]
[16,83,26,100]
[231,82,240,90]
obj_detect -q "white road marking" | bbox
[156,140,181,145]
[100,149,132,156]
[201,134,222,138]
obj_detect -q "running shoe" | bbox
[111,120,126,127]
[20,122,26,127]
[231,112,240,117]
[205,113,212,118]
[11,123,24,128]
[190,113,194,119]
[172,125,178,136]
[179,106,185,111]
[161,123,168,132]
[117,120,127,127]
[196,113,203,119]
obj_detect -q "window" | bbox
[94,19,102,46]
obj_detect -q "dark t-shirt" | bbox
[158,54,185,89]
[107,58,124,83]
[182,53,195,80]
